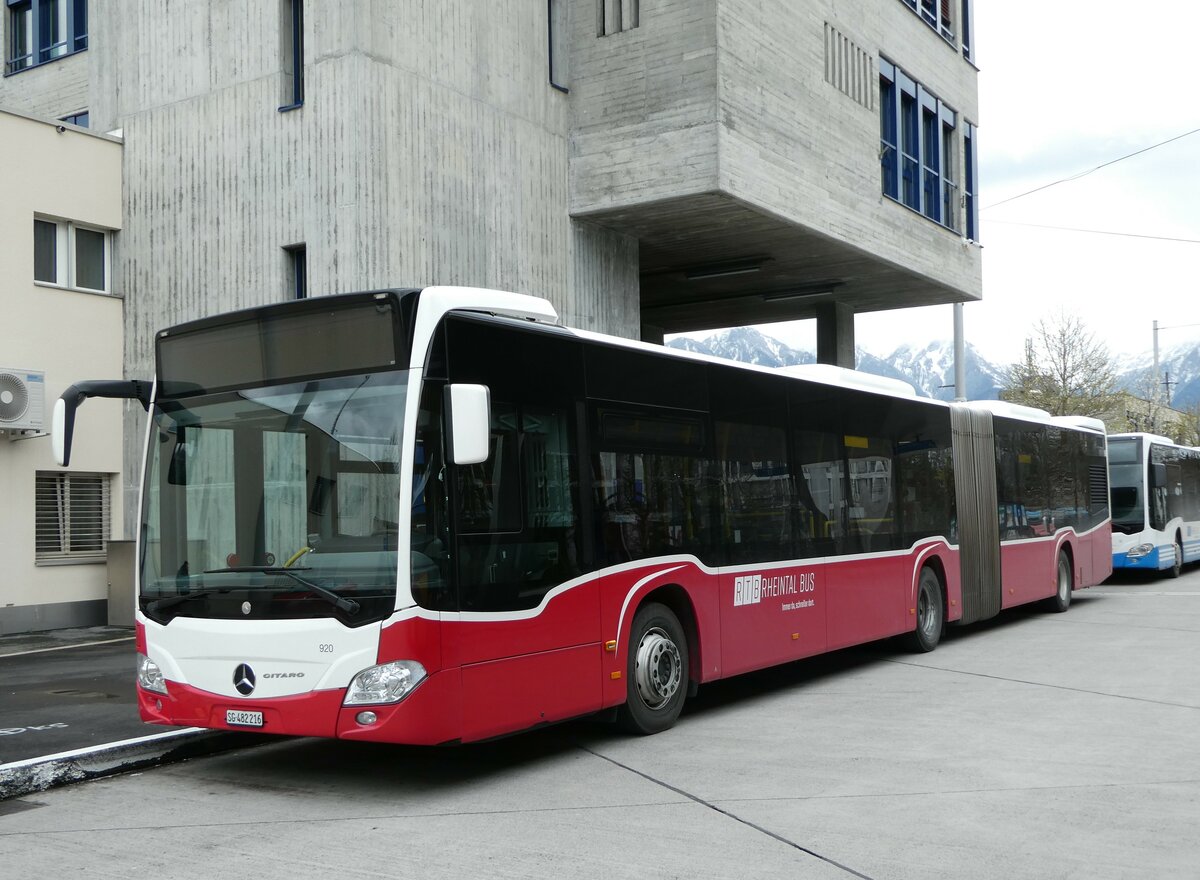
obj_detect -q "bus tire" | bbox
[617,602,688,735]
[905,567,944,653]
[1168,536,1183,579]
[1048,551,1073,613]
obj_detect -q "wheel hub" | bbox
[634,627,682,710]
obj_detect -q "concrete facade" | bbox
[0,109,124,633]
[1,0,980,545]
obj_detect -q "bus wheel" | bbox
[905,567,944,653]
[1168,537,1183,579]
[1048,551,1073,613]
[618,603,688,735]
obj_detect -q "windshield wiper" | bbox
[145,588,230,614]
[203,566,361,615]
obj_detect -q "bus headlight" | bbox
[343,660,427,706]
[1127,544,1155,558]
[137,653,168,695]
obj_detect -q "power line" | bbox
[982,125,1200,211]
[984,218,1200,244]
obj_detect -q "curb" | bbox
[0,728,270,800]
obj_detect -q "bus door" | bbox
[437,396,599,739]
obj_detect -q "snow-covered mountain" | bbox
[666,328,1005,400]
[886,340,1006,401]
[667,327,1200,410]
[1113,339,1200,411]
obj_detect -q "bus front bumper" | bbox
[137,669,462,745]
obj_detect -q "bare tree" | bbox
[1001,310,1120,419]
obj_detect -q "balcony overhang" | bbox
[575,192,977,335]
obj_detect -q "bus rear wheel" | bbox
[1047,551,1073,613]
[617,602,688,735]
[905,567,944,653]
[1168,536,1183,579]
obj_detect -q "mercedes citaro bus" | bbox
[54,288,1112,743]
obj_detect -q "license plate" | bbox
[226,709,264,727]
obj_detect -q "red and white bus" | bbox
[54,288,1112,743]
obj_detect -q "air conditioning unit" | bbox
[0,369,46,432]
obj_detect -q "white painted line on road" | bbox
[0,637,135,659]
[0,728,205,771]
[1089,591,1200,597]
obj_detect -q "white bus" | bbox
[1108,432,1200,577]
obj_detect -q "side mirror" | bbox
[52,379,153,467]
[444,384,490,466]
[51,398,69,467]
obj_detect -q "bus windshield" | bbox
[139,371,409,626]
[1107,437,1145,530]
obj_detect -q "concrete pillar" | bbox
[815,302,855,368]
[641,322,665,345]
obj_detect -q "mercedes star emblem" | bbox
[233,663,256,696]
[241,601,251,615]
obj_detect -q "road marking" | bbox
[0,727,206,771]
[0,723,69,737]
[0,636,135,659]
[1089,591,1200,597]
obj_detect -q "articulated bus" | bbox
[1108,432,1200,577]
[54,288,1112,743]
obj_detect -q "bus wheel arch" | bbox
[905,564,945,653]
[1169,532,1184,578]
[617,589,694,735]
[1048,545,1074,612]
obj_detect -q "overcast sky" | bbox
[675,2,1200,367]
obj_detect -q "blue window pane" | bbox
[879,77,898,199]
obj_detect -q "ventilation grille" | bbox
[824,23,874,110]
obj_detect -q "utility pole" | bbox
[953,303,966,401]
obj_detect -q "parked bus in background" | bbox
[1108,432,1200,577]
[54,288,1112,744]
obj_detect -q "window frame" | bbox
[878,58,961,233]
[35,470,111,565]
[4,0,87,76]
[33,215,113,294]
[278,0,304,112]
[963,121,978,241]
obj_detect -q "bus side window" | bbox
[793,430,840,555]
[455,403,581,612]
[591,408,715,567]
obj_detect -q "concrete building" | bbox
[0,108,124,633]
[2,1,980,594]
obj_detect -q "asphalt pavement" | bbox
[1,571,1197,879]
[0,625,261,798]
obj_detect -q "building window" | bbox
[964,121,978,240]
[36,471,110,564]
[898,0,956,48]
[548,0,568,92]
[900,87,919,210]
[284,243,307,299]
[960,0,974,62]
[598,0,638,36]
[34,216,111,293]
[941,112,958,232]
[879,58,959,232]
[279,0,303,110]
[879,68,898,200]
[59,109,88,127]
[5,0,87,75]
[921,100,940,224]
